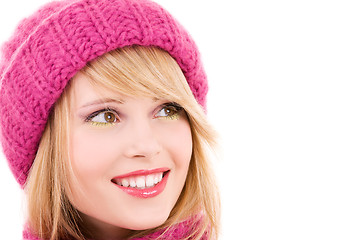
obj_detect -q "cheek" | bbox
[67,128,120,208]
[70,129,117,176]
[159,118,193,170]
[68,128,120,209]
[71,135,100,179]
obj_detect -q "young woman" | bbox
[0,0,220,239]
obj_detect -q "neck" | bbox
[78,212,133,240]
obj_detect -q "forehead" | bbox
[70,72,119,103]
[67,46,191,111]
[70,72,161,107]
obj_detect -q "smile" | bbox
[111,168,170,198]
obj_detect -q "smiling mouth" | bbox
[111,170,169,189]
[111,169,170,198]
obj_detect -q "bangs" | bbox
[78,45,216,148]
[79,45,196,107]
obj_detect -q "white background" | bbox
[1,0,360,239]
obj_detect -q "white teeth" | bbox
[136,176,146,189]
[114,172,166,189]
[129,178,136,188]
[154,174,159,184]
[121,179,129,187]
[146,175,154,187]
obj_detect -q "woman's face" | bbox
[67,73,193,238]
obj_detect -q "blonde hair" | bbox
[26,46,220,240]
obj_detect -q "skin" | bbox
[67,72,193,239]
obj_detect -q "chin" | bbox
[122,209,171,231]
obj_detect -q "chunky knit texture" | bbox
[23,218,208,240]
[0,0,208,187]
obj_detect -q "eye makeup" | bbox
[154,102,184,121]
[84,107,120,127]
[82,102,184,127]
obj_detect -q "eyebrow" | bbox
[80,97,161,109]
[80,98,124,109]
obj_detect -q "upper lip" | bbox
[111,167,170,181]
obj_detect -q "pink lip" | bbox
[112,168,170,179]
[111,168,170,199]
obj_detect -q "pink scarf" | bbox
[23,219,208,240]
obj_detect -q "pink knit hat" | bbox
[0,0,208,187]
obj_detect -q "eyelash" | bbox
[154,102,183,120]
[85,108,119,127]
[85,103,183,127]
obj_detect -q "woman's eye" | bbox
[86,110,119,126]
[155,103,182,120]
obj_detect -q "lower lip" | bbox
[114,172,169,198]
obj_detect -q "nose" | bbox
[122,119,162,160]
